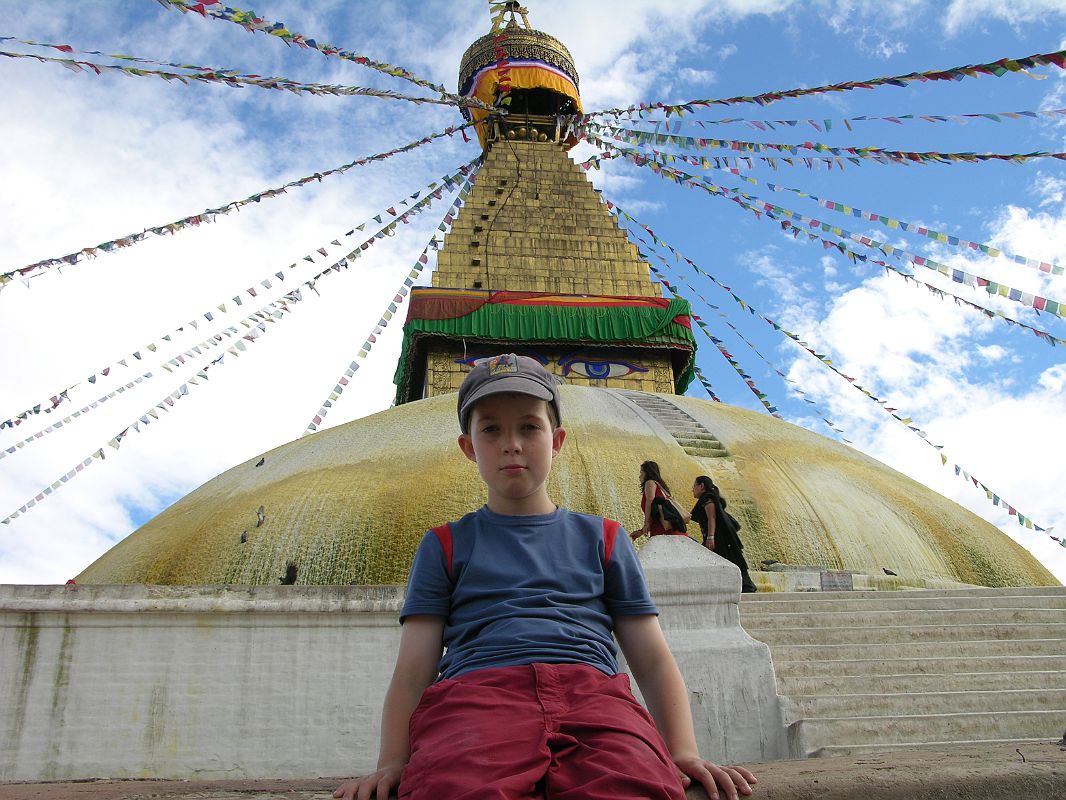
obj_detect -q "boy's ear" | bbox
[551,426,566,457]
[457,433,477,463]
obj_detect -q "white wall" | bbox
[0,539,792,781]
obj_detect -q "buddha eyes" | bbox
[559,357,648,379]
[453,355,648,379]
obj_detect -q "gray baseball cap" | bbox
[457,353,561,433]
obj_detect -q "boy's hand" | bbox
[674,755,756,800]
[333,764,404,800]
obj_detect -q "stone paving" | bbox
[1,742,1062,800]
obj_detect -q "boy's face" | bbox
[457,393,566,516]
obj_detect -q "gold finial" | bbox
[491,1,531,32]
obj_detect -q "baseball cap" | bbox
[457,353,562,433]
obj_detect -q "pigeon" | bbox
[279,562,297,585]
[240,531,247,544]
[256,505,265,528]
[883,567,898,576]
[255,457,265,467]
[761,559,779,567]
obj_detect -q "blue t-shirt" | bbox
[401,506,658,680]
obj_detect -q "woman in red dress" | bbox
[632,460,688,540]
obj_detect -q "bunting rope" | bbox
[300,167,480,435]
[597,106,1066,133]
[608,200,1053,535]
[1,123,476,288]
[583,120,1066,167]
[0,159,481,431]
[154,0,494,112]
[583,133,1066,323]
[590,139,1066,346]
[688,159,1064,278]
[1,164,483,522]
[0,47,484,108]
[0,287,306,526]
[640,243,853,442]
[653,267,785,418]
[691,364,722,403]
[615,199,854,440]
[584,48,1066,117]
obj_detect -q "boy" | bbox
[335,354,756,800]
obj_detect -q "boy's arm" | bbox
[614,615,756,800]
[334,615,444,800]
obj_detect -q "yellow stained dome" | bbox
[77,386,1056,588]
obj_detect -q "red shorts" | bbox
[400,662,686,800]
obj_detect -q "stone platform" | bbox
[0,742,1062,800]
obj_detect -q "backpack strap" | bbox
[603,518,621,568]
[431,523,454,581]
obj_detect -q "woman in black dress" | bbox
[691,475,757,593]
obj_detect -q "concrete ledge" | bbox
[0,741,1061,800]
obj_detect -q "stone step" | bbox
[809,736,1051,758]
[746,622,1066,645]
[741,594,1066,613]
[785,688,1066,719]
[766,637,1066,661]
[684,449,730,459]
[740,608,1066,628]
[741,586,1066,602]
[777,670,1066,696]
[797,709,1065,747]
[774,654,1066,677]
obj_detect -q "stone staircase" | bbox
[612,390,730,458]
[739,585,1066,757]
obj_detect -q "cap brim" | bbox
[464,375,554,409]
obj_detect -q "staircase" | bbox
[612,390,730,459]
[739,586,1066,757]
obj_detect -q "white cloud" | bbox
[943,0,1066,36]
[679,67,719,85]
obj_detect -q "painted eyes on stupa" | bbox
[560,358,648,379]
[452,355,647,380]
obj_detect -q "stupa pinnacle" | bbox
[395,3,697,403]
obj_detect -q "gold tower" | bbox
[393,4,696,403]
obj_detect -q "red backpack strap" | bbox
[431,523,454,581]
[603,518,621,568]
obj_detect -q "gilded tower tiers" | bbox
[393,6,696,404]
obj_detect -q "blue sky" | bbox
[0,0,1064,584]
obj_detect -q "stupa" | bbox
[76,4,1055,590]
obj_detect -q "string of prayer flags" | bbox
[0,289,308,526]
[584,48,1066,117]
[595,135,1066,346]
[609,201,1053,537]
[602,137,1066,347]
[300,169,480,436]
[688,160,1064,278]
[153,0,493,112]
[691,364,722,403]
[582,120,1066,167]
[586,133,1066,323]
[654,269,784,419]
[2,124,476,288]
[639,239,852,442]
[597,106,1066,133]
[4,159,480,491]
[0,159,481,433]
[2,283,311,457]
[0,372,153,461]
[0,47,485,109]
